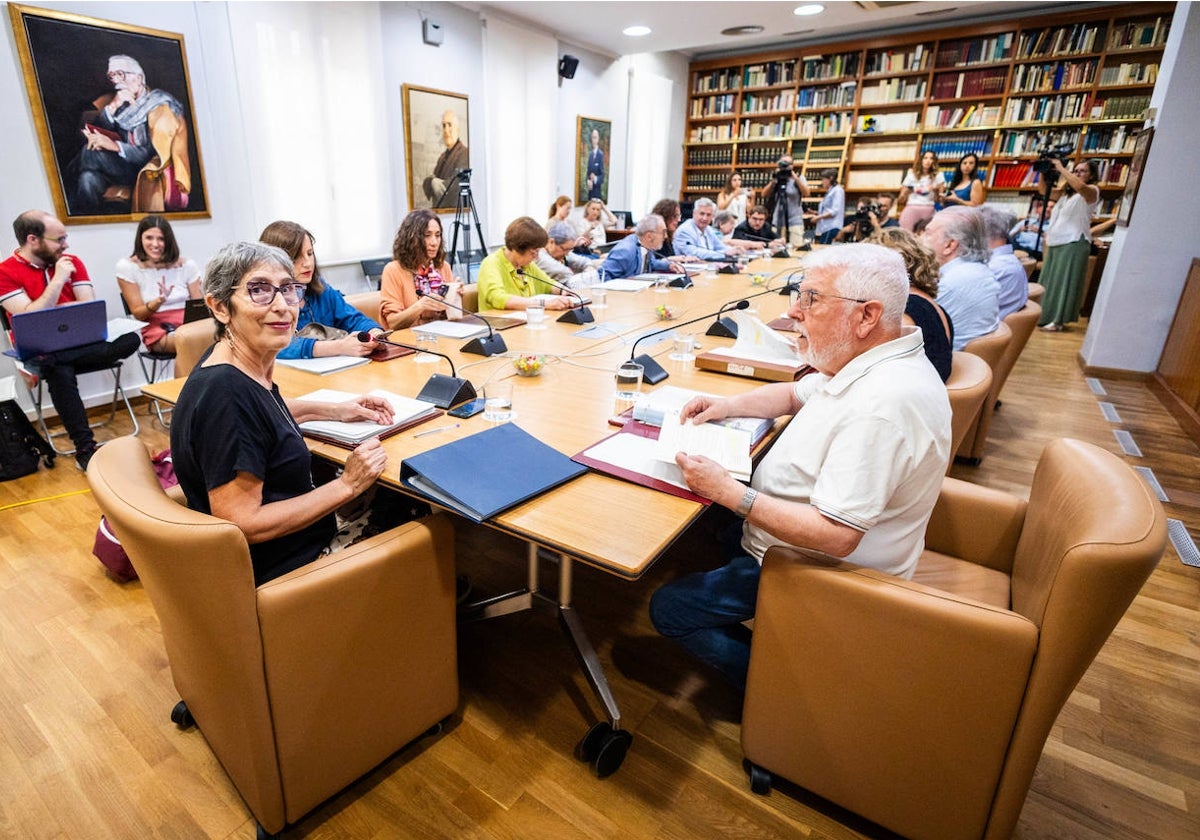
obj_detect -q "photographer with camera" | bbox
[834,193,898,243]
[761,154,810,249]
[1037,157,1100,332]
[806,169,846,245]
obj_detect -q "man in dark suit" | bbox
[422,110,469,209]
[586,129,605,200]
[601,214,685,280]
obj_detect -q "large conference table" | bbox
[144,254,810,775]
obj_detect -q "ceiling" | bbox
[472,1,1108,59]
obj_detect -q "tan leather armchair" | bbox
[171,318,217,378]
[1026,281,1044,303]
[87,437,459,836]
[945,351,992,469]
[960,301,1042,462]
[345,290,382,324]
[741,438,1166,840]
[957,321,1013,464]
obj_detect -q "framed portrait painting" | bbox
[7,4,209,224]
[576,116,611,204]
[1116,126,1153,227]
[403,85,470,212]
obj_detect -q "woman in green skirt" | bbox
[1038,158,1100,331]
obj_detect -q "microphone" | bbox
[628,300,750,385]
[415,290,507,356]
[706,271,802,338]
[356,331,476,409]
[524,269,594,324]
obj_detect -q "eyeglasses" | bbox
[793,288,868,310]
[40,234,68,244]
[237,281,306,306]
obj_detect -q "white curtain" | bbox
[626,67,674,219]
[481,15,558,245]
[225,2,391,260]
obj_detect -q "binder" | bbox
[573,430,711,505]
[399,423,587,522]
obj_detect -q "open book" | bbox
[630,385,773,447]
[295,389,440,446]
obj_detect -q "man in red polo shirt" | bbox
[0,210,139,469]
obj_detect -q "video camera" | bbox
[853,202,881,223]
[774,160,794,186]
[1032,144,1073,177]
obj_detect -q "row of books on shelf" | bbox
[687,148,733,166]
[738,143,793,164]
[935,33,1014,68]
[690,124,735,143]
[801,52,860,81]
[744,61,796,88]
[932,68,1007,100]
[990,159,1129,189]
[1011,59,1097,93]
[1095,94,1152,119]
[691,94,736,118]
[1098,61,1159,87]
[797,82,857,109]
[1082,125,1137,154]
[1108,18,1170,50]
[742,91,796,114]
[738,114,850,139]
[1003,92,1091,124]
[997,128,1082,156]
[924,103,1002,129]
[860,76,927,105]
[921,134,993,160]
[863,44,928,76]
[693,68,740,94]
[1094,159,1130,186]
[807,149,843,163]
[1016,24,1101,59]
[685,173,732,190]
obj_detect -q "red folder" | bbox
[572,430,711,505]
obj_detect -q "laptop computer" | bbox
[6,299,109,361]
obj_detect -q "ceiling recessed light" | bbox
[794,4,825,15]
[623,25,652,37]
[721,25,765,37]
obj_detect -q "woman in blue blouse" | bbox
[259,221,382,359]
[941,153,986,208]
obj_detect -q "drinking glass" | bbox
[591,284,608,310]
[653,274,670,294]
[415,331,438,363]
[483,381,514,423]
[669,334,695,362]
[526,304,547,330]
[615,361,644,402]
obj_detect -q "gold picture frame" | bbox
[575,115,611,204]
[1116,126,1153,227]
[7,4,210,224]
[402,84,470,212]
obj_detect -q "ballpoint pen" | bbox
[413,423,460,438]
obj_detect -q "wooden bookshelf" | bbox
[681,3,1173,206]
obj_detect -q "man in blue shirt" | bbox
[673,198,743,261]
[923,206,1000,351]
[603,215,685,280]
[980,205,1029,319]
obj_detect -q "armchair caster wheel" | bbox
[592,728,632,779]
[170,700,194,729]
[745,760,772,795]
[574,721,612,763]
[425,721,444,738]
[256,823,278,840]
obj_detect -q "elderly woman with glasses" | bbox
[170,242,395,585]
[1037,158,1101,332]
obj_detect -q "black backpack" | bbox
[0,398,56,480]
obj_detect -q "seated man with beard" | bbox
[648,243,951,689]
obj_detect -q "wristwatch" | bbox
[735,487,759,517]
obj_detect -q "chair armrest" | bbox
[743,547,1037,840]
[925,476,1027,573]
[254,514,458,822]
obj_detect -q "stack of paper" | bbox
[296,388,440,445]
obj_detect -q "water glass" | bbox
[615,361,644,402]
[591,284,608,310]
[526,303,547,330]
[415,331,438,363]
[669,334,695,362]
[653,274,670,294]
[483,381,514,423]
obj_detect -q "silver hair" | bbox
[635,214,665,236]
[802,242,909,322]
[978,204,1017,243]
[935,206,990,263]
[693,197,716,212]
[714,211,735,227]
[107,55,144,78]
[204,242,293,338]
[546,222,576,245]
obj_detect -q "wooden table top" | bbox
[144,257,811,578]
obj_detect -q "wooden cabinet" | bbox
[682,4,1173,219]
[1152,259,1200,445]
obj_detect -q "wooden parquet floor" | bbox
[1,323,1197,839]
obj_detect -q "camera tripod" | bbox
[440,169,487,276]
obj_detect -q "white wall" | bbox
[553,43,628,210]
[1082,0,1200,373]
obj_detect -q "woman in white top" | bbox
[116,215,202,354]
[716,171,749,225]
[1038,158,1101,331]
[578,198,617,251]
[898,150,943,231]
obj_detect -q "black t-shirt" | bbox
[732,219,779,243]
[170,352,334,584]
[906,294,955,382]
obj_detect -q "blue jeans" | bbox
[649,528,761,689]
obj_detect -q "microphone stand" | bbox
[706,270,803,338]
[629,300,750,385]
[531,271,594,324]
[416,290,508,356]
[358,331,476,409]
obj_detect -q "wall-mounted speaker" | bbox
[558,54,579,79]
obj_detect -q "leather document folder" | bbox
[400,423,588,522]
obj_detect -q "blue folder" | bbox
[399,423,587,522]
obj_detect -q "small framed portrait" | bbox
[1116,126,1153,227]
[7,4,210,224]
[403,85,470,213]
[576,116,611,204]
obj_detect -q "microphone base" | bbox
[705,317,739,339]
[461,333,508,356]
[557,306,594,324]
[631,353,669,385]
[668,275,693,289]
[416,374,477,410]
